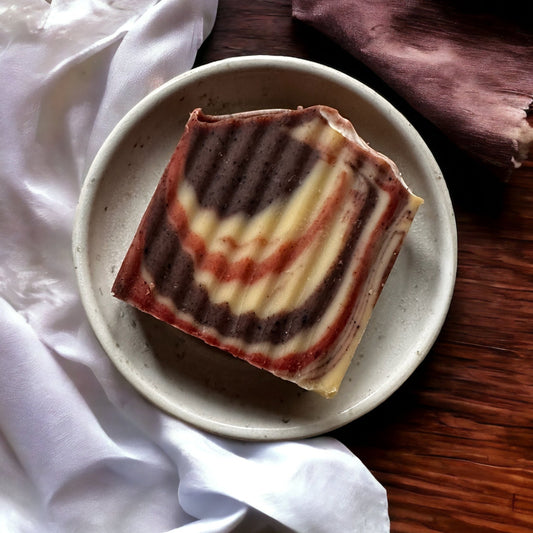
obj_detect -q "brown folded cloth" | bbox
[293,0,533,178]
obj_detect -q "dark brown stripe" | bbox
[183,110,321,218]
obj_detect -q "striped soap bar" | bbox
[112,106,423,398]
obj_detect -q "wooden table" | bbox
[195,2,533,531]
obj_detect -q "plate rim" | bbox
[73,55,457,441]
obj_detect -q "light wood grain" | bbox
[196,2,533,531]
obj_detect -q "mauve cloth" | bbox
[292,0,533,178]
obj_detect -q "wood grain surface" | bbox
[195,2,533,531]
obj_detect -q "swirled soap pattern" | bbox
[112,106,423,397]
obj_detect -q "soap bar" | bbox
[112,105,423,398]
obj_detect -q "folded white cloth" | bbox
[0,2,389,532]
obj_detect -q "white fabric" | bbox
[0,1,389,532]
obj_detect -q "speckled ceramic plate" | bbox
[73,56,457,441]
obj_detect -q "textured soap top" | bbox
[112,105,423,397]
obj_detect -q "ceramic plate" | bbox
[73,56,457,441]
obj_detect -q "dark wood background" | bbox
[195,2,533,532]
